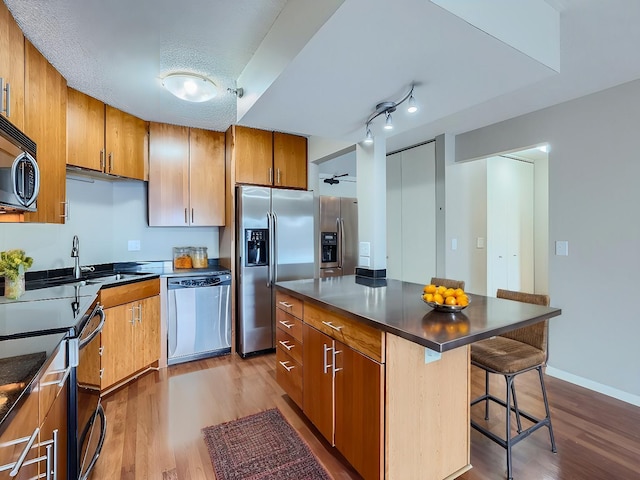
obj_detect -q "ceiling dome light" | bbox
[407,94,418,113]
[162,73,218,102]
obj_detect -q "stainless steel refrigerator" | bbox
[319,196,358,277]
[236,185,315,357]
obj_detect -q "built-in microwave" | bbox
[0,115,39,212]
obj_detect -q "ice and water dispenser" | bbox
[245,229,268,266]
[321,232,338,264]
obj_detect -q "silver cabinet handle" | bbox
[184,208,188,224]
[321,321,343,332]
[279,301,293,309]
[278,340,294,350]
[137,304,143,323]
[40,366,71,387]
[108,152,113,172]
[191,208,194,224]
[269,167,273,184]
[0,78,4,115]
[277,168,281,185]
[98,346,104,356]
[279,361,294,372]
[100,149,105,170]
[279,320,294,329]
[99,368,104,379]
[0,79,10,117]
[4,82,9,117]
[61,201,69,220]
[333,349,343,374]
[130,306,135,325]
[323,343,334,374]
[7,427,39,476]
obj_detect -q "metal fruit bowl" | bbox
[421,295,470,312]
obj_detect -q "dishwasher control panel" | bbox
[168,274,231,288]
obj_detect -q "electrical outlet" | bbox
[128,240,141,251]
[555,240,569,256]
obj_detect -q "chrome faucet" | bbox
[71,235,81,279]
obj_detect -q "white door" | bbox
[487,156,534,294]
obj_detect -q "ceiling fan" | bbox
[323,173,349,185]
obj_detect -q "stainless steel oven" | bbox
[71,303,106,480]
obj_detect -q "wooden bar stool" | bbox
[470,289,557,480]
[430,277,465,290]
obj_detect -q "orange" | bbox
[423,293,434,303]
[433,293,444,304]
[445,296,457,306]
[437,285,447,295]
[443,288,455,298]
[454,288,465,297]
[423,284,437,294]
[457,295,469,306]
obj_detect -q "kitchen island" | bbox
[275,276,561,480]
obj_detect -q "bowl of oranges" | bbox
[421,284,470,312]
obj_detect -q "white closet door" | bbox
[487,156,534,294]
[386,151,403,280]
[386,143,436,284]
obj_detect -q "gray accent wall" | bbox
[454,78,640,404]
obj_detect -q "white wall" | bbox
[455,78,640,404]
[0,177,219,271]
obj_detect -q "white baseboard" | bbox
[545,366,640,407]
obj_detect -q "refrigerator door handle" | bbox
[336,217,342,268]
[272,212,279,282]
[266,212,273,287]
[340,218,346,269]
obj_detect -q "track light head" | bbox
[407,95,418,113]
[364,127,374,144]
[384,111,393,130]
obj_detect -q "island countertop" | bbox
[276,276,562,352]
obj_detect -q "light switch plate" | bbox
[476,237,485,249]
[359,256,371,267]
[359,241,371,257]
[555,240,569,256]
[451,238,458,251]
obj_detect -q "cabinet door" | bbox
[105,106,146,180]
[234,125,273,186]
[273,132,307,189]
[302,324,334,444]
[23,40,67,224]
[135,295,160,370]
[39,382,68,480]
[0,390,39,479]
[189,128,225,226]
[0,1,25,129]
[67,88,105,171]
[101,303,135,389]
[148,122,190,226]
[335,342,384,480]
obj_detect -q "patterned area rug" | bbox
[202,408,332,480]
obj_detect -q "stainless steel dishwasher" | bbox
[167,273,232,365]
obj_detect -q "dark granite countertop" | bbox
[276,276,562,352]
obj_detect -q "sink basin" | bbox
[85,272,149,284]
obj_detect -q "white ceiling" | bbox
[6,0,640,154]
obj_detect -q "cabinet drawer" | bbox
[38,340,68,422]
[276,309,303,342]
[276,328,302,365]
[304,303,385,363]
[275,291,303,319]
[0,389,39,478]
[99,278,160,308]
[276,348,303,408]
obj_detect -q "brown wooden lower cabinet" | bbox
[277,293,471,480]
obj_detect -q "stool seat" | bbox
[471,337,546,374]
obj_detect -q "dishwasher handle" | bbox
[168,277,223,289]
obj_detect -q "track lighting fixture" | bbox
[363,84,418,143]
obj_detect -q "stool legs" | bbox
[505,375,515,480]
[485,370,490,420]
[538,366,557,453]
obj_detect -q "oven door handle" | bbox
[79,403,106,480]
[79,305,105,350]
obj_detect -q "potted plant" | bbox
[0,249,33,299]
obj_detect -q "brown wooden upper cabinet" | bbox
[23,41,67,225]
[67,88,147,180]
[231,125,307,190]
[0,1,25,129]
[148,122,225,227]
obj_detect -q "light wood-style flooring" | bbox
[93,353,640,480]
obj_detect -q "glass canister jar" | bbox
[173,247,193,269]
[191,247,208,268]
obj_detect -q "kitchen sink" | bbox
[84,272,150,284]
